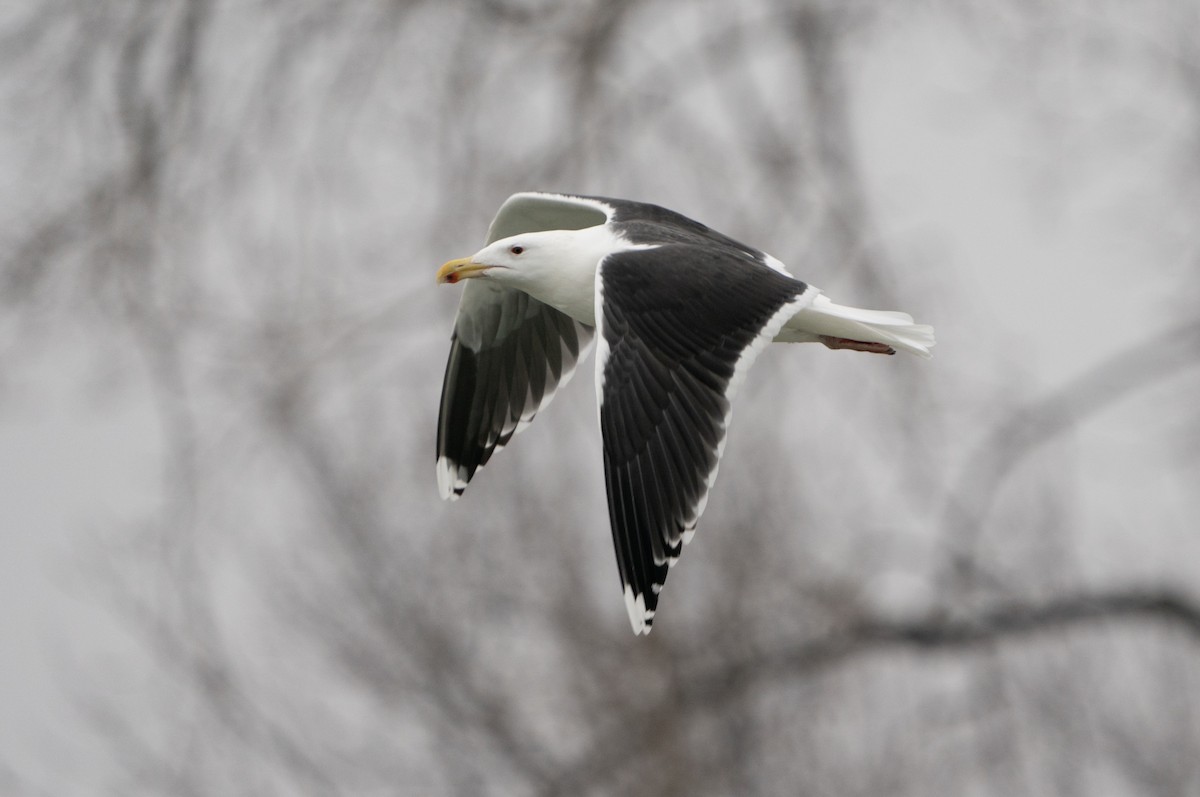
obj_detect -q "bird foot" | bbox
[819,336,896,355]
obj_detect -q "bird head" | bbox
[436,232,562,286]
[436,226,614,325]
[437,224,621,287]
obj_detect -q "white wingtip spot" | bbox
[623,584,652,635]
[436,456,467,501]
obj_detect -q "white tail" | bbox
[775,294,935,358]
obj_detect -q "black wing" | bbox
[437,286,591,498]
[436,193,613,499]
[595,244,813,633]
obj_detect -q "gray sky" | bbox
[2,2,1198,794]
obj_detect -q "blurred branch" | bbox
[0,172,118,306]
[787,3,898,306]
[544,586,1200,797]
[268,396,560,788]
[105,584,342,793]
[942,318,1200,593]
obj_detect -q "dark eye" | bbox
[509,245,524,255]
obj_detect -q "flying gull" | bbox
[435,192,934,634]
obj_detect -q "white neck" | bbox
[512,225,629,327]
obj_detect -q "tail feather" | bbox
[777,294,935,358]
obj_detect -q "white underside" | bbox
[774,294,935,358]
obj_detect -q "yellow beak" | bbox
[436,257,492,285]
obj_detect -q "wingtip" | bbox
[436,456,468,501]
[623,584,655,635]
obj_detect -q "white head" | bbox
[436,229,592,286]
[436,226,617,323]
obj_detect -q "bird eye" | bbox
[509,245,524,255]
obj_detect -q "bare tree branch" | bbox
[942,317,1200,594]
[544,587,1200,797]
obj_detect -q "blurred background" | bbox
[3,1,1200,794]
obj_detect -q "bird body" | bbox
[436,192,934,634]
